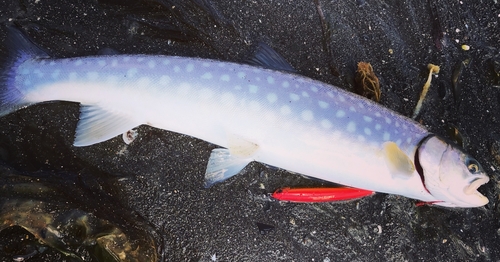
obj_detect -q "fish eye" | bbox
[465,158,481,174]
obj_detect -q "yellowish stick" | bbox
[412,64,440,119]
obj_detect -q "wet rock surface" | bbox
[0,0,499,261]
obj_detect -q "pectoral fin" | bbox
[204,135,259,187]
[74,105,142,147]
[382,142,415,177]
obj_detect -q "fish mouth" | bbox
[464,176,490,196]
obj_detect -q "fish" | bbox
[0,27,490,207]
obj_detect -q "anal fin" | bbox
[74,105,142,147]
[204,134,260,187]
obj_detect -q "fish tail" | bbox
[0,27,49,117]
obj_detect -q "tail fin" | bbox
[0,27,50,117]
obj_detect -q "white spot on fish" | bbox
[267,93,277,103]
[321,119,332,129]
[174,66,181,73]
[385,117,392,124]
[98,60,106,67]
[301,110,314,121]
[347,122,356,132]
[23,79,31,86]
[199,88,214,100]
[202,62,210,67]
[375,112,382,117]
[234,85,242,90]
[383,132,390,141]
[162,59,170,65]
[358,102,365,109]
[282,81,290,88]
[396,139,402,146]
[363,116,372,122]
[249,85,259,93]
[327,91,334,98]
[395,122,400,128]
[21,68,29,75]
[255,77,261,81]
[87,71,99,80]
[159,75,171,85]
[302,91,309,97]
[136,57,145,62]
[336,110,346,118]
[111,60,118,67]
[33,69,43,78]
[74,59,83,66]
[237,72,246,79]
[375,124,382,130]
[177,83,191,96]
[364,128,372,135]
[349,106,356,112]
[148,60,156,69]
[311,86,319,92]
[318,101,329,109]
[186,63,194,72]
[406,137,412,144]
[201,72,213,79]
[280,105,291,115]
[49,61,56,66]
[51,70,60,79]
[69,72,78,80]
[338,94,346,102]
[289,93,300,101]
[267,76,275,84]
[126,68,138,78]
[249,101,261,111]
[220,74,230,82]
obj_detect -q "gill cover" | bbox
[417,136,489,207]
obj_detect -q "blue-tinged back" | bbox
[0,27,50,116]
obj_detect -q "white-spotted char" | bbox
[0,28,489,207]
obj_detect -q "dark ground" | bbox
[0,0,500,261]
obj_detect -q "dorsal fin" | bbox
[246,42,296,73]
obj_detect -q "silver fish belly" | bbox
[0,29,489,207]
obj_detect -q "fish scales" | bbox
[0,29,490,207]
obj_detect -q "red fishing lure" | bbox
[272,187,374,202]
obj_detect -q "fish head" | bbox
[417,135,490,207]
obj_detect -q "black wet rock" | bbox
[0,0,500,261]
